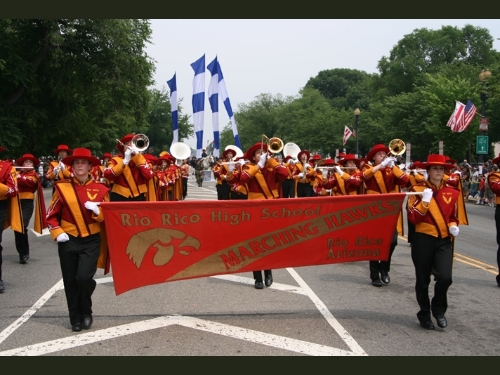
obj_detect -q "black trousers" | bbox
[297,182,314,197]
[253,270,272,282]
[0,200,7,280]
[411,232,453,322]
[495,206,500,284]
[14,199,34,258]
[110,192,146,202]
[281,179,295,198]
[182,178,188,199]
[230,191,247,200]
[58,233,101,326]
[369,230,398,280]
[216,180,230,200]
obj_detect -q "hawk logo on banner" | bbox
[343,126,353,146]
[101,194,406,295]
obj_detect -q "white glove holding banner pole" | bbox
[56,233,70,242]
[258,153,267,169]
[84,201,100,215]
[381,156,397,168]
[53,166,60,175]
[123,149,132,165]
[449,225,459,237]
[322,169,328,179]
[421,188,433,203]
[228,162,235,172]
[334,166,343,175]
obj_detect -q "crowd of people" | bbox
[1,138,500,334]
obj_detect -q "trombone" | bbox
[261,134,284,155]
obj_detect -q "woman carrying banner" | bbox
[238,142,288,289]
[407,154,460,330]
[361,144,409,287]
[46,148,110,332]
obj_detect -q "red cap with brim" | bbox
[16,154,40,167]
[54,144,73,155]
[62,148,100,167]
[297,150,310,161]
[116,134,135,154]
[418,154,454,170]
[320,158,337,166]
[245,142,267,161]
[338,154,360,167]
[367,144,390,162]
[222,148,237,159]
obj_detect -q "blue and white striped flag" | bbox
[167,73,178,145]
[191,54,205,158]
[207,57,220,158]
[217,61,241,149]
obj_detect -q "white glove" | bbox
[322,169,328,179]
[334,166,343,175]
[453,170,461,176]
[237,160,246,167]
[53,167,60,175]
[258,153,267,169]
[449,226,459,237]
[297,172,304,179]
[325,189,332,194]
[56,233,70,242]
[228,163,235,172]
[59,161,66,171]
[421,188,433,203]
[84,201,100,215]
[381,156,397,168]
[123,149,132,165]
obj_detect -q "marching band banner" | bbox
[101,194,406,295]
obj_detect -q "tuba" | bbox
[283,142,301,161]
[170,142,192,166]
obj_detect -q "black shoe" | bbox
[420,320,435,330]
[435,315,447,328]
[0,279,4,293]
[372,279,383,287]
[72,322,83,332]
[83,314,93,329]
[264,274,273,287]
[380,271,390,284]
[19,255,29,264]
[254,281,264,289]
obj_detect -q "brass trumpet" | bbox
[116,134,149,154]
[388,139,406,157]
[261,134,284,155]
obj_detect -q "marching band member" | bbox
[0,146,21,293]
[97,152,113,186]
[213,148,237,200]
[294,150,315,197]
[226,156,248,200]
[362,143,409,287]
[407,154,460,330]
[316,158,337,196]
[486,153,500,287]
[104,134,155,202]
[155,153,175,201]
[281,155,296,198]
[45,144,73,189]
[14,154,47,264]
[335,154,364,195]
[239,142,288,289]
[180,159,190,200]
[46,148,110,332]
[405,161,425,246]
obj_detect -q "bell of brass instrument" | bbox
[116,134,150,154]
[261,134,284,154]
[388,139,406,157]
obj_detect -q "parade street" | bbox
[0,177,499,356]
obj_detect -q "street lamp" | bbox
[478,69,492,172]
[354,108,360,158]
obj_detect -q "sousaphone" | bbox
[170,142,192,166]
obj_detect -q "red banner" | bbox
[101,194,406,295]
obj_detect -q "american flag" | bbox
[447,100,477,133]
[343,125,353,146]
[459,99,477,132]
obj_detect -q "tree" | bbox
[0,19,155,158]
[377,25,499,96]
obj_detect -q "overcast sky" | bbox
[145,19,500,149]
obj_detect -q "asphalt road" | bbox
[0,176,499,356]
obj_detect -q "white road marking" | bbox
[0,256,366,356]
[0,315,356,356]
